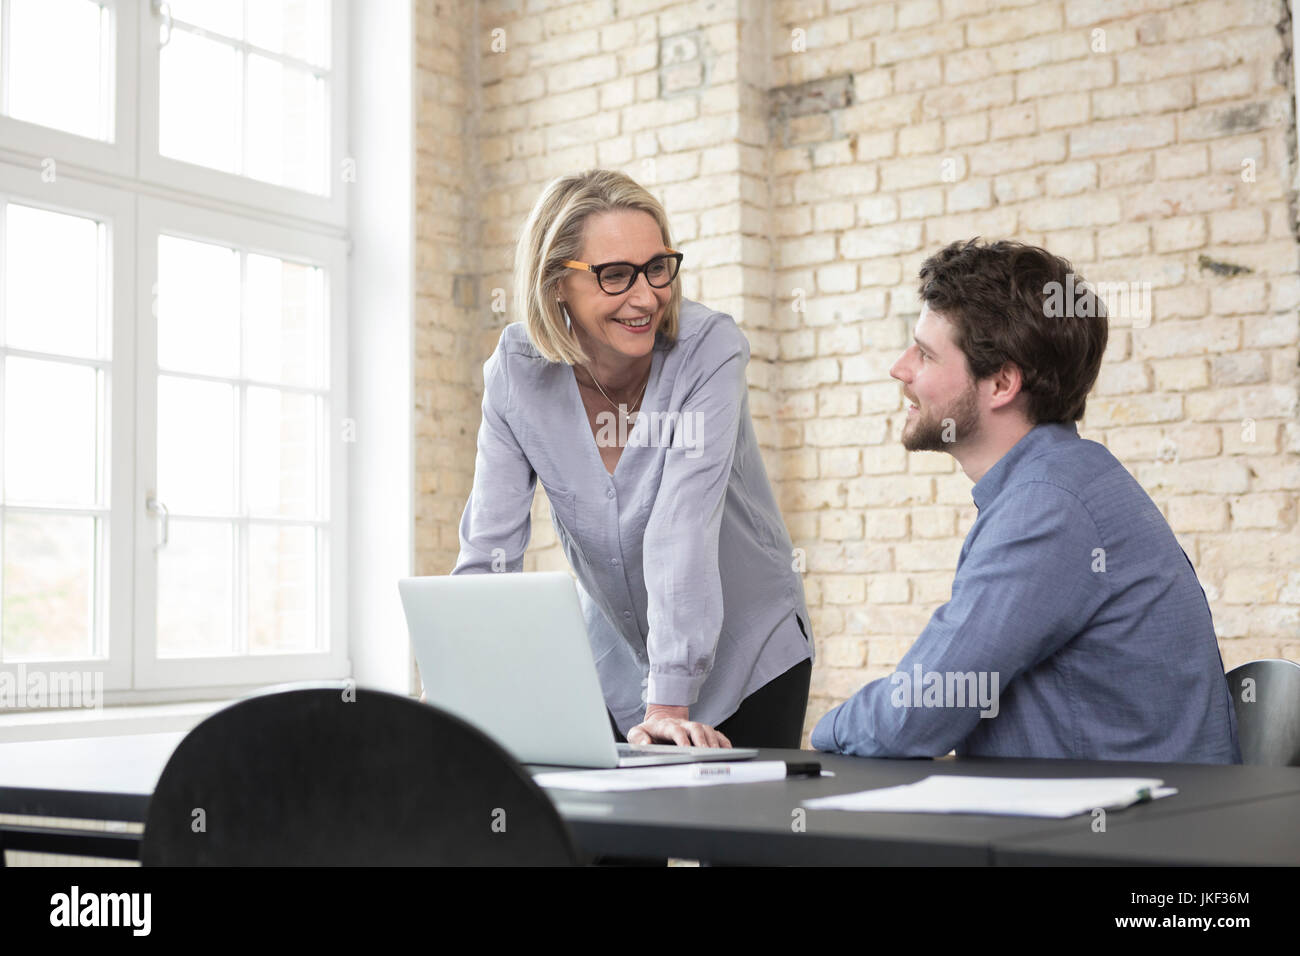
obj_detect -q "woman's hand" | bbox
[627,703,732,748]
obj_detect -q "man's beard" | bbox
[902,380,981,452]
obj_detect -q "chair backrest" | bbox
[140,684,580,865]
[1224,659,1300,767]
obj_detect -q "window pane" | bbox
[245,254,323,387]
[156,519,232,656]
[5,203,103,359]
[7,0,110,141]
[157,235,239,376]
[165,0,242,39]
[158,29,241,174]
[246,387,317,518]
[246,0,330,67]
[2,513,95,661]
[157,376,235,514]
[245,54,326,194]
[248,524,315,652]
[4,358,99,507]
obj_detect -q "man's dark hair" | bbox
[917,237,1108,424]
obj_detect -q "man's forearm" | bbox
[811,675,971,758]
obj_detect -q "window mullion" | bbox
[98,2,112,142]
[0,0,10,115]
[234,250,247,656]
[238,0,248,182]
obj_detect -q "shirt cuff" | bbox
[809,704,841,753]
[646,672,703,710]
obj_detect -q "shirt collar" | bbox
[970,421,1080,511]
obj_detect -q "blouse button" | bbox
[623,609,632,619]
[606,488,615,499]
[610,557,620,566]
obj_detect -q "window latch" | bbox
[146,493,169,551]
[151,1,172,47]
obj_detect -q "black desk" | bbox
[991,790,1300,866]
[2,734,1297,865]
[538,748,1300,865]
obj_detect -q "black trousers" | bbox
[594,621,813,864]
[606,655,813,749]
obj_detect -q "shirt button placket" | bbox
[609,481,645,666]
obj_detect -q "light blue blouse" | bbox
[451,298,815,735]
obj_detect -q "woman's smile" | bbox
[610,312,655,333]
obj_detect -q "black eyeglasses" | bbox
[562,249,683,295]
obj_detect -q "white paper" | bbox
[534,760,801,792]
[802,775,1176,818]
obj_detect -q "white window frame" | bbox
[0,0,139,180]
[133,195,349,690]
[136,0,348,229]
[0,0,356,709]
[0,161,136,699]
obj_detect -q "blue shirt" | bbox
[811,422,1241,764]
[452,299,814,735]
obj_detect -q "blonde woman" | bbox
[451,169,814,750]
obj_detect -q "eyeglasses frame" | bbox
[561,249,684,295]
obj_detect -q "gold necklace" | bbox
[585,363,650,418]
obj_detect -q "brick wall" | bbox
[414,0,1300,744]
[414,0,482,579]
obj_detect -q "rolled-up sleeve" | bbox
[642,315,749,707]
[811,482,1111,757]
[451,337,536,575]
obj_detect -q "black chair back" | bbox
[1225,659,1300,767]
[140,684,580,865]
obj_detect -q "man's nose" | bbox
[889,353,909,381]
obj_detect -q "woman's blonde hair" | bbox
[514,168,682,365]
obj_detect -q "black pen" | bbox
[784,761,822,778]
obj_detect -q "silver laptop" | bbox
[398,571,759,768]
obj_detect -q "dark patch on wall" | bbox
[1275,2,1300,243]
[660,30,708,96]
[1216,102,1270,135]
[768,74,853,149]
[452,274,477,308]
[770,74,853,121]
[1196,254,1254,277]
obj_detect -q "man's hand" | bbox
[627,703,731,748]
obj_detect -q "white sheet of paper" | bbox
[534,761,809,792]
[802,775,1176,818]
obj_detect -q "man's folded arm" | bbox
[811,482,1111,757]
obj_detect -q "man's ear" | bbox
[987,362,1024,411]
